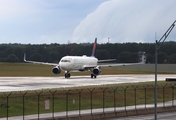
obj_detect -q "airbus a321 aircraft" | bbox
[24,38,146,78]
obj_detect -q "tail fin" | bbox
[91,38,97,57]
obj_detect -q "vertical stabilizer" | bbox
[91,38,97,57]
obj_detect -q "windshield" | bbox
[61,59,71,62]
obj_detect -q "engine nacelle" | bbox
[52,66,61,74]
[92,66,101,76]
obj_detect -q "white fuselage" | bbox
[59,55,98,71]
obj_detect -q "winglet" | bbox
[91,38,97,57]
[24,53,26,62]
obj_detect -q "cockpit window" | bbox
[61,59,71,62]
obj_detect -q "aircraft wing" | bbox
[83,62,143,69]
[98,62,144,67]
[24,54,58,66]
[98,59,116,62]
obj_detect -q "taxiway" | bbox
[0,74,176,92]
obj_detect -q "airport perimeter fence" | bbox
[0,83,176,119]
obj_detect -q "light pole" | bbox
[154,20,176,120]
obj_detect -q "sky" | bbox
[0,0,176,44]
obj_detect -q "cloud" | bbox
[0,1,39,20]
[0,0,106,44]
[71,0,176,43]
[1,0,175,44]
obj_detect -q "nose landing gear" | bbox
[65,72,70,78]
[65,71,70,78]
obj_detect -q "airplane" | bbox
[24,38,146,78]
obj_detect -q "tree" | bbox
[130,53,138,63]
[6,54,19,62]
[168,54,176,63]
[49,51,60,63]
[118,51,131,63]
[30,53,42,61]
[146,54,153,63]
[158,52,167,63]
[96,50,110,60]
[1,41,176,63]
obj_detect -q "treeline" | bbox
[0,41,176,63]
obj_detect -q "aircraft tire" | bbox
[65,73,70,78]
[68,73,70,78]
[91,74,96,78]
[91,74,93,78]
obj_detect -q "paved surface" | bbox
[0,74,176,92]
[109,111,176,120]
[1,74,176,119]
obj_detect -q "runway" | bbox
[0,74,176,92]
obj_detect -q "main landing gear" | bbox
[91,74,97,78]
[64,72,96,78]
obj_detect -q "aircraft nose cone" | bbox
[59,62,70,70]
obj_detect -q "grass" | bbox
[0,62,175,77]
[0,62,53,76]
[0,62,176,117]
[0,81,176,117]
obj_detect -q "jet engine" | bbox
[92,66,101,76]
[52,66,61,74]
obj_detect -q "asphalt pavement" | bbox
[0,74,176,92]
